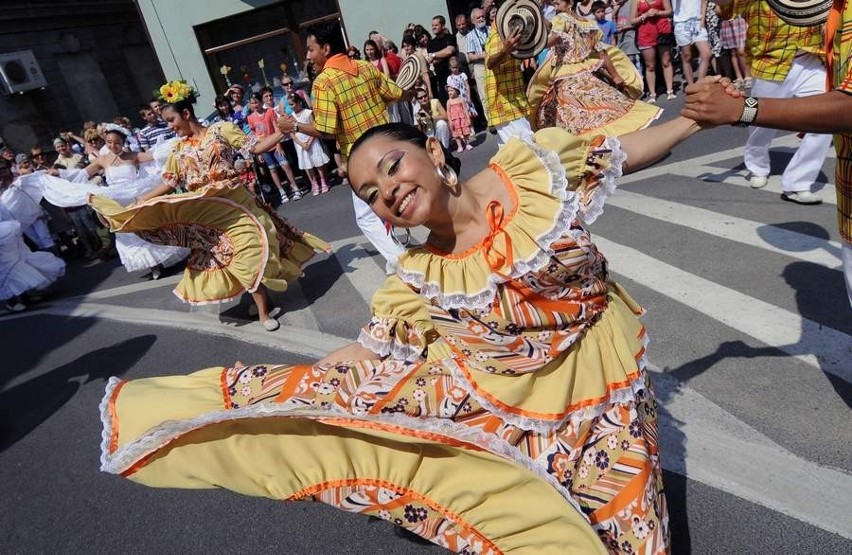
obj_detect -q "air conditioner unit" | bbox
[0,50,47,95]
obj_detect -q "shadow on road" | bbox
[0,333,155,453]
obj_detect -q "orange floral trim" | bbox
[220,367,232,410]
[288,477,502,554]
[108,380,127,454]
[588,455,652,525]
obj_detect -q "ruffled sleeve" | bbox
[357,275,438,362]
[161,149,181,190]
[218,121,258,160]
[532,127,625,225]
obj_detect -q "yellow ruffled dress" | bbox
[99,129,668,554]
[89,122,329,304]
[528,14,661,137]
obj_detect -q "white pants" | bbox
[352,191,404,268]
[434,120,451,149]
[843,240,852,308]
[744,54,832,192]
[495,118,533,145]
[471,62,488,125]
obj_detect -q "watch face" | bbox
[745,97,758,108]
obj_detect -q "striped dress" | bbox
[99,128,668,554]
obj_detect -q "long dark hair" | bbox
[350,123,462,175]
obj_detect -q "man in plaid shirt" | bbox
[484,3,531,145]
[731,0,831,205]
[278,21,405,266]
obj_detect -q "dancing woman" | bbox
[529,0,662,137]
[89,82,328,330]
[98,116,702,552]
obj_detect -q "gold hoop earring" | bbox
[436,163,458,189]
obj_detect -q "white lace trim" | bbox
[98,376,123,471]
[580,136,625,226]
[357,327,424,363]
[98,386,589,520]
[391,135,624,312]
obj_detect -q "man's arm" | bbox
[683,80,852,134]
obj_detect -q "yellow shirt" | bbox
[733,0,825,82]
[311,54,402,157]
[484,27,528,127]
[55,153,83,170]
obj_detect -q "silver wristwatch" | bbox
[735,97,759,127]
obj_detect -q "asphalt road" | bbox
[1,102,850,554]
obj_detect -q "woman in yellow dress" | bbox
[529,0,662,137]
[99,115,703,553]
[89,81,329,331]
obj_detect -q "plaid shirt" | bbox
[312,55,402,156]
[483,27,528,127]
[733,0,824,82]
[830,0,852,242]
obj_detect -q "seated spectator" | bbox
[53,138,84,170]
[412,87,450,149]
[29,146,49,171]
[1,147,16,175]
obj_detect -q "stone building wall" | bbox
[0,0,163,153]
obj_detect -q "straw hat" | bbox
[766,0,831,26]
[495,0,548,60]
[395,55,423,91]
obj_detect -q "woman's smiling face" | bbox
[348,134,448,229]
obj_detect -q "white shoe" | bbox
[5,301,26,312]
[750,175,769,189]
[781,191,822,205]
[151,267,162,280]
[249,305,281,318]
[262,318,280,331]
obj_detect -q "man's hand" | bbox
[682,76,747,126]
[502,27,522,55]
[276,114,296,134]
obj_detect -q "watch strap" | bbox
[736,96,759,127]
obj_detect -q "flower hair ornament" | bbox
[154,79,198,104]
[102,123,130,138]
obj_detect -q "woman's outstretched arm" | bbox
[618,116,702,174]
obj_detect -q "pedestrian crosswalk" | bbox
[17,131,851,547]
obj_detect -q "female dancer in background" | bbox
[89,82,328,330]
[529,0,662,136]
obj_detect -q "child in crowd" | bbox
[593,1,617,45]
[246,92,302,202]
[445,85,473,153]
[288,94,330,196]
[446,55,477,118]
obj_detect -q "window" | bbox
[194,1,342,95]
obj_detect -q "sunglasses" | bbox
[32,153,45,157]
[282,82,294,86]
